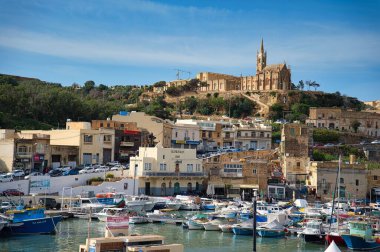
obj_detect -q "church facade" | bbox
[198,39,292,92]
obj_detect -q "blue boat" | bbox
[2,207,62,235]
[232,221,253,235]
[341,221,380,251]
[257,229,285,237]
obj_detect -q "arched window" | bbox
[187,182,192,193]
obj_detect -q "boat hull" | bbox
[302,234,325,243]
[341,234,380,250]
[257,229,285,237]
[325,234,346,246]
[232,227,253,236]
[3,216,62,234]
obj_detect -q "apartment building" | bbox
[129,146,205,196]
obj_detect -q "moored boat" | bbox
[300,220,325,243]
[341,221,380,250]
[2,207,62,235]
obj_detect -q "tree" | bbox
[97,84,108,91]
[153,81,166,87]
[350,120,361,133]
[183,96,198,114]
[305,80,320,91]
[84,80,95,93]
[297,80,304,90]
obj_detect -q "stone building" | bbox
[204,150,273,199]
[92,119,150,162]
[306,107,380,137]
[112,111,172,148]
[308,161,367,201]
[197,39,291,93]
[129,146,205,196]
[280,123,313,186]
[170,120,201,149]
[0,129,51,173]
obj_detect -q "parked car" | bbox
[79,166,95,174]
[63,168,80,176]
[371,140,380,144]
[39,198,61,210]
[48,169,63,177]
[107,161,120,166]
[110,165,123,171]
[324,143,335,147]
[57,166,72,172]
[24,172,44,180]
[9,170,25,177]
[2,189,24,196]
[0,174,14,182]
[95,166,108,173]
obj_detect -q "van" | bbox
[39,198,61,210]
[0,174,14,182]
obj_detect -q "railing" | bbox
[120,141,134,147]
[16,152,32,157]
[221,172,243,178]
[143,172,206,177]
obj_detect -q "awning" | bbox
[240,184,259,189]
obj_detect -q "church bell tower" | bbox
[256,38,267,73]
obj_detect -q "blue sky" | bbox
[0,0,379,101]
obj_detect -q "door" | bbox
[145,182,151,195]
[103,148,112,164]
[161,183,166,196]
[83,153,92,165]
[174,182,180,195]
[250,141,257,150]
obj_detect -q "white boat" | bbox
[219,224,233,233]
[180,202,200,211]
[129,215,149,224]
[95,208,131,222]
[325,240,341,252]
[71,197,106,217]
[131,195,155,212]
[203,219,226,231]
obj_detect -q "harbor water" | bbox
[0,217,353,252]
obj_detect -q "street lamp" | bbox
[252,189,257,252]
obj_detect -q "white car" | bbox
[107,161,120,166]
[95,166,108,173]
[57,166,71,172]
[0,174,14,182]
[0,202,13,211]
[79,167,95,174]
[371,140,380,144]
[9,170,25,177]
[110,165,123,171]
[24,172,45,180]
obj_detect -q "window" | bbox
[297,162,301,167]
[375,175,378,181]
[253,169,257,174]
[187,164,193,172]
[163,155,165,159]
[192,132,195,140]
[18,146,27,153]
[120,123,124,128]
[208,132,212,138]
[175,132,178,138]
[144,163,152,171]
[100,123,103,127]
[107,123,110,128]
[160,163,167,171]
[290,128,295,136]
[260,132,264,138]
[196,164,201,172]
[356,179,359,186]
[103,135,112,142]
[84,135,93,143]
[340,178,344,184]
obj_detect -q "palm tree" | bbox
[305,80,320,91]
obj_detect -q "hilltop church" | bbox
[198,39,292,92]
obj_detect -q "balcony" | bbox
[120,141,134,147]
[221,172,243,178]
[143,172,206,177]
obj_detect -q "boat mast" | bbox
[336,155,341,232]
[328,155,340,232]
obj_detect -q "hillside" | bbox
[0,74,366,130]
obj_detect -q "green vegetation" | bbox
[165,79,207,97]
[271,123,281,143]
[106,173,114,179]
[312,149,337,161]
[313,128,340,143]
[87,177,104,185]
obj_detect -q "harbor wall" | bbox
[0,171,139,196]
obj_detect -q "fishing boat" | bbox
[129,215,149,224]
[341,221,380,250]
[300,219,325,243]
[201,199,216,211]
[219,223,234,233]
[1,207,62,234]
[203,219,230,231]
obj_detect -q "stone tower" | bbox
[256,38,267,73]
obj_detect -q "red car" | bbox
[2,189,24,196]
